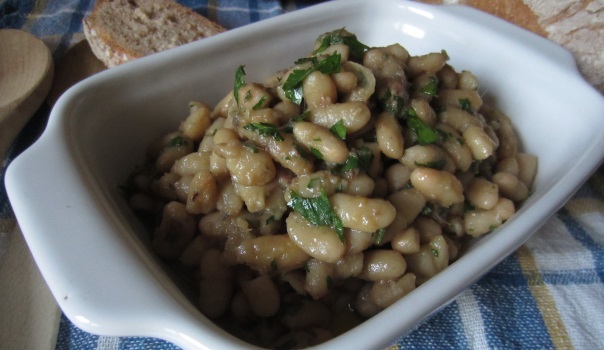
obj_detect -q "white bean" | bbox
[309,102,371,133]
[369,273,416,309]
[303,71,337,109]
[241,275,280,317]
[293,122,348,164]
[463,125,497,160]
[376,111,404,159]
[236,234,310,273]
[492,171,529,202]
[465,177,499,210]
[330,193,396,233]
[286,212,345,263]
[391,227,421,255]
[359,249,406,281]
[410,167,464,207]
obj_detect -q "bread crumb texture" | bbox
[420,0,604,91]
[84,0,225,66]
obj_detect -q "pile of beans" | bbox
[126,29,537,349]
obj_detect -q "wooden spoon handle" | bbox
[0,29,54,159]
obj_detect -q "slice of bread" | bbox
[83,0,226,67]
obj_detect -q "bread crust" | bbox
[83,0,226,67]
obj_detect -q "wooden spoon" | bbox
[0,29,54,160]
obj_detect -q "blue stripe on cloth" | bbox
[395,301,469,349]
[30,0,96,60]
[56,314,183,350]
[0,0,35,28]
[56,314,105,350]
[558,209,604,283]
[473,255,554,349]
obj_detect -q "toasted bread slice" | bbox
[83,0,226,67]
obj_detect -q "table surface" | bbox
[0,1,603,349]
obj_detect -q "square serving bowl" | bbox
[6,0,603,349]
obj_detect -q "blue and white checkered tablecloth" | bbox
[0,1,603,349]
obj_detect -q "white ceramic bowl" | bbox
[6,0,603,349]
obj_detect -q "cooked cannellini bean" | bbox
[186,170,219,214]
[376,111,404,159]
[407,51,449,77]
[303,71,337,109]
[282,300,332,329]
[369,273,416,309]
[180,102,212,141]
[241,275,280,317]
[492,171,529,202]
[405,235,449,284]
[286,212,345,263]
[391,227,421,255]
[463,125,497,160]
[236,234,310,273]
[330,193,396,233]
[305,258,336,300]
[152,201,196,260]
[464,198,515,237]
[293,122,348,164]
[308,102,371,133]
[516,153,538,189]
[465,177,499,210]
[410,167,464,207]
[359,250,406,282]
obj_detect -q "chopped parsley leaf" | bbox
[414,159,446,170]
[244,122,284,141]
[283,52,342,105]
[165,136,187,148]
[330,119,347,140]
[380,89,405,116]
[307,178,321,189]
[310,147,324,160]
[405,109,438,145]
[431,248,440,258]
[313,28,370,61]
[459,98,474,114]
[418,78,438,97]
[374,228,386,245]
[234,65,246,105]
[288,190,344,241]
[270,259,278,271]
[252,95,268,110]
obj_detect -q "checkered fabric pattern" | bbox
[0,1,603,349]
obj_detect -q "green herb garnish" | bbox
[242,141,260,153]
[374,228,386,245]
[244,122,284,141]
[313,29,370,61]
[165,136,187,148]
[283,52,342,105]
[405,108,438,144]
[252,95,268,110]
[310,147,324,160]
[459,98,474,114]
[418,78,438,97]
[414,159,446,170]
[288,190,344,241]
[330,120,347,140]
[332,146,374,174]
[421,203,433,216]
[234,65,246,105]
[271,259,278,271]
[380,89,405,116]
